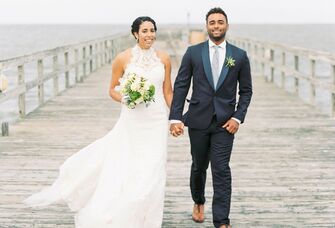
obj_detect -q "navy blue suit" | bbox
[169,40,252,227]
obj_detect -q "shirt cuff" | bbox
[231,117,241,124]
[170,119,182,124]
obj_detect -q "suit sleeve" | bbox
[233,51,253,123]
[169,47,193,121]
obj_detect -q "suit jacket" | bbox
[169,40,253,129]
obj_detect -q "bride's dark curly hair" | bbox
[131,16,157,39]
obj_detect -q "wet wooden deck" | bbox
[1,42,335,227]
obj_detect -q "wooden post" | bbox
[247,43,251,56]
[107,40,110,62]
[332,64,335,116]
[111,40,115,60]
[117,38,121,53]
[17,65,26,117]
[1,122,8,136]
[254,44,258,72]
[104,40,108,64]
[53,55,59,96]
[89,45,93,73]
[64,52,70,88]
[281,52,286,88]
[261,47,265,80]
[110,40,113,62]
[309,59,316,104]
[37,59,44,105]
[294,55,299,93]
[82,47,87,78]
[108,40,113,63]
[99,41,105,63]
[74,49,81,83]
[100,42,103,66]
[95,43,99,69]
[270,49,275,83]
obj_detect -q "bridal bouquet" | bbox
[119,72,155,109]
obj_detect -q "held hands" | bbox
[169,118,239,136]
[222,118,240,134]
[169,123,184,137]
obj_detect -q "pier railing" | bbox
[0,32,132,119]
[229,36,335,117]
[1,29,334,136]
[0,29,185,136]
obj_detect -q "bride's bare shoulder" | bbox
[156,50,171,65]
[113,48,133,67]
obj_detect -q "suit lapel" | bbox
[216,42,233,90]
[201,41,215,90]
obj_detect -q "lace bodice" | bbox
[123,45,165,102]
[128,45,163,71]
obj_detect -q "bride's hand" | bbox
[170,123,184,137]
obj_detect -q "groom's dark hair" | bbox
[206,7,228,23]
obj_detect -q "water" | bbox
[1,24,335,123]
[0,24,129,60]
[229,24,335,54]
[2,24,334,61]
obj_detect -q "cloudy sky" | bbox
[0,0,334,24]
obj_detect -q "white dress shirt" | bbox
[209,39,226,78]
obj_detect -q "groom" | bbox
[169,7,252,228]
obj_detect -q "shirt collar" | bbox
[208,39,226,49]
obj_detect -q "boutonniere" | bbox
[225,56,235,68]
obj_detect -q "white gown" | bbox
[24,45,169,228]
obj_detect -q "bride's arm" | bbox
[109,54,126,103]
[160,52,173,108]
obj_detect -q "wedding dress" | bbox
[24,44,169,228]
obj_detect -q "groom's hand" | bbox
[222,118,239,134]
[170,123,184,137]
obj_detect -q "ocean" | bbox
[1,24,335,122]
[229,24,335,54]
[1,24,335,61]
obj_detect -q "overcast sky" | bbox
[1,0,334,24]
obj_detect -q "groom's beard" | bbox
[209,32,226,42]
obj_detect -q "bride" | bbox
[24,16,174,228]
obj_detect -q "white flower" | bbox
[130,80,140,91]
[129,73,137,81]
[143,82,150,91]
[128,102,136,109]
[0,73,8,93]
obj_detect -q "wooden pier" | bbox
[0,30,335,227]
